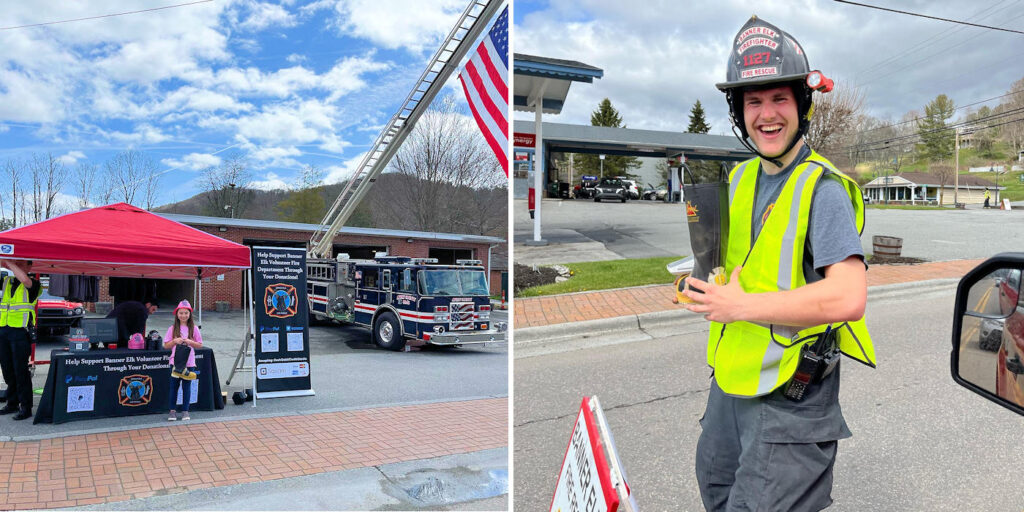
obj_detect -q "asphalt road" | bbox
[7,309,508,439]
[514,198,1024,264]
[513,282,1024,511]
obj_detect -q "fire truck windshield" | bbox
[419,270,489,296]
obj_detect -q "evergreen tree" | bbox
[687,100,711,133]
[576,98,641,179]
[685,100,721,182]
[918,94,956,161]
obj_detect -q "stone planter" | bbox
[215,301,230,313]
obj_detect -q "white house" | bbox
[863,172,1001,205]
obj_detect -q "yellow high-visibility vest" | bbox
[0,275,37,328]
[707,150,876,397]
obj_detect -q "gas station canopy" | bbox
[513,54,603,114]
[513,121,753,161]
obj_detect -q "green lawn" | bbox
[865,204,948,210]
[516,256,682,298]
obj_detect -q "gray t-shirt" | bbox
[751,145,864,284]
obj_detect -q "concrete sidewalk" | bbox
[0,398,507,510]
[514,259,984,329]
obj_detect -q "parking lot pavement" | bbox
[0,310,509,510]
[515,198,1024,265]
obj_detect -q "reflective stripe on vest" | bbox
[707,150,876,397]
[0,275,36,328]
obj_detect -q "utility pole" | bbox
[954,126,961,207]
[599,154,605,179]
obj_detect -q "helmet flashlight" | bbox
[806,71,833,93]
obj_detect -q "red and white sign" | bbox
[550,396,633,512]
[514,132,536,148]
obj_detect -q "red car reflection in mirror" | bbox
[996,269,1024,403]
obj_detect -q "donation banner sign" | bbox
[35,348,222,424]
[251,246,313,397]
[550,396,635,512]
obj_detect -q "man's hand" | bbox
[682,266,748,323]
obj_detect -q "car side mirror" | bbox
[952,254,1024,417]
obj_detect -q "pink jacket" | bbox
[166,325,203,368]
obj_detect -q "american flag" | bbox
[459,5,509,176]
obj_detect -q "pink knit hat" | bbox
[173,300,193,315]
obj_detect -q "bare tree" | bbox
[806,83,866,158]
[142,165,162,210]
[25,154,67,222]
[931,162,954,205]
[998,76,1024,158]
[200,154,255,217]
[105,150,156,205]
[382,95,506,233]
[1,159,23,226]
[75,162,98,210]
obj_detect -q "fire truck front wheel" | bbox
[373,311,406,351]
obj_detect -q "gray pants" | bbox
[696,365,851,512]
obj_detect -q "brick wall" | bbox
[94,224,503,310]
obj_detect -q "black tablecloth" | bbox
[35,347,224,424]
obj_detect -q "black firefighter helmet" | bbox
[716,16,833,162]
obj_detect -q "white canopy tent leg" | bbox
[197,275,203,327]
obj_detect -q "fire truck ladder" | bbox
[308,0,504,258]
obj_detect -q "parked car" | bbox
[644,185,668,201]
[574,175,599,199]
[593,177,628,203]
[0,270,84,338]
[619,179,641,200]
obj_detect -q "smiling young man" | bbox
[682,16,877,511]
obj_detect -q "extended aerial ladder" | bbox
[308,0,504,258]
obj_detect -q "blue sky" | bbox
[0,0,498,209]
[513,1,1023,136]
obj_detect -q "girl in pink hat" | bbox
[163,300,202,421]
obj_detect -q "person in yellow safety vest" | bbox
[0,259,40,421]
[984,188,991,208]
[681,16,877,512]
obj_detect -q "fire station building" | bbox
[94,213,506,311]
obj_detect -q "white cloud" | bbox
[250,172,292,190]
[207,99,344,151]
[234,1,298,31]
[161,152,223,171]
[324,152,368,184]
[330,0,466,53]
[286,53,307,64]
[58,151,86,165]
[104,124,169,144]
[157,87,253,114]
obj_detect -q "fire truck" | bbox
[298,0,507,351]
[306,255,504,351]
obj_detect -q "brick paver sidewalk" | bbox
[0,398,507,510]
[515,259,983,328]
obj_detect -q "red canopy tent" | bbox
[0,203,251,279]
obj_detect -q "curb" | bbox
[514,277,961,356]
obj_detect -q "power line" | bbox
[841,105,1024,152]
[834,0,1024,35]
[852,0,1014,81]
[0,1,214,31]
[855,10,1024,89]
[856,90,1022,135]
